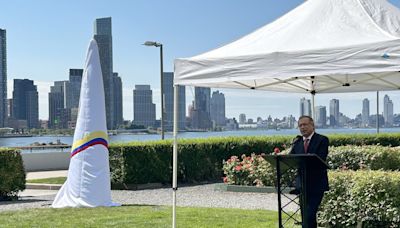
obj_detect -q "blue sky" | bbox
[1,0,400,120]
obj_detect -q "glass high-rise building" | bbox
[383,94,394,127]
[299,97,311,117]
[329,99,340,127]
[239,113,246,124]
[12,79,38,129]
[67,69,83,109]
[113,72,123,127]
[315,106,326,128]
[133,85,155,128]
[163,72,185,130]
[362,98,369,127]
[49,81,69,129]
[94,17,115,129]
[192,87,211,130]
[210,90,226,126]
[0,29,7,127]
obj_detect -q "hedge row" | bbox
[328,145,400,171]
[0,148,25,201]
[109,133,400,186]
[319,171,400,227]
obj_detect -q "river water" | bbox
[1,128,399,153]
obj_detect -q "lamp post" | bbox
[144,41,164,140]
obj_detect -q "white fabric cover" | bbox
[52,40,119,208]
[174,0,400,93]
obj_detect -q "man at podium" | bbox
[290,115,329,228]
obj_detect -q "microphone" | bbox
[291,135,302,145]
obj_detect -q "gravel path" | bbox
[0,184,298,212]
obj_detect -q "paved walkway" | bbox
[0,170,299,212]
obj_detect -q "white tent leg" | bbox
[311,93,315,120]
[377,91,379,134]
[310,76,315,120]
[172,85,179,228]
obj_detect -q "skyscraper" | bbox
[362,98,370,127]
[329,99,340,127]
[67,69,83,109]
[94,17,115,129]
[239,113,246,124]
[113,72,123,127]
[133,85,155,128]
[12,79,38,129]
[210,90,226,126]
[315,106,326,128]
[191,87,211,130]
[383,94,394,127]
[0,29,7,127]
[299,97,311,117]
[163,72,185,131]
[49,81,69,129]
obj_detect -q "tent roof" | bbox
[174,0,400,94]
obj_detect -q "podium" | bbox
[265,154,329,228]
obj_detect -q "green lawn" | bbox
[0,206,300,227]
[27,177,67,184]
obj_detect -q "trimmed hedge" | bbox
[319,171,400,227]
[0,148,26,200]
[328,145,400,171]
[109,133,400,186]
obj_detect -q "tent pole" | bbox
[376,91,379,134]
[172,85,178,228]
[311,93,315,120]
[310,76,315,120]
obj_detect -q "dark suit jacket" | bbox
[290,132,329,193]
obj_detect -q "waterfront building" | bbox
[239,113,246,124]
[299,97,311,117]
[133,85,156,128]
[66,69,82,109]
[329,99,340,127]
[94,17,115,129]
[315,106,327,128]
[210,90,226,127]
[113,72,123,127]
[362,98,370,127]
[192,87,211,130]
[383,94,394,127]
[12,79,39,129]
[0,29,7,127]
[163,72,186,131]
[49,81,69,129]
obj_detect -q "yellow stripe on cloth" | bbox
[71,131,109,151]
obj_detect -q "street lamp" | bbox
[143,41,164,140]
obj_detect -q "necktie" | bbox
[304,139,309,153]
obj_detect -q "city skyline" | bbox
[1,0,400,121]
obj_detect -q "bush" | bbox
[109,136,289,187]
[223,153,275,186]
[328,145,400,171]
[108,133,400,187]
[319,171,400,227]
[0,148,26,201]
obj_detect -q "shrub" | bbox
[319,171,400,227]
[108,133,400,187]
[0,148,26,201]
[223,153,275,186]
[328,145,400,171]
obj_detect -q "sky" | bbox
[1,0,400,121]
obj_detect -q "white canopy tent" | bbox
[171,0,400,226]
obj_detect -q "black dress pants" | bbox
[300,190,324,228]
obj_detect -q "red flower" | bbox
[274,147,280,154]
[223,177,228,183]
[235,165,242,171]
